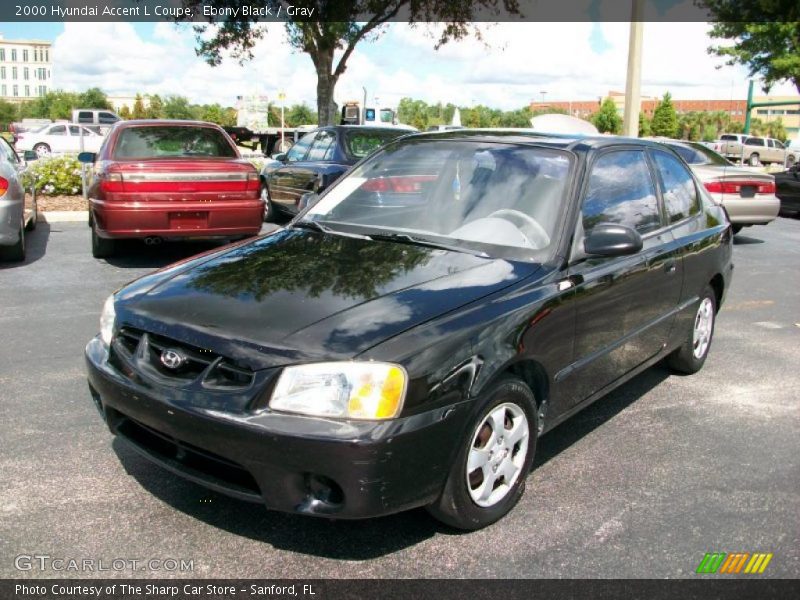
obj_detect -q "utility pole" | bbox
[623,0,644,137]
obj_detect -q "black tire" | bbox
[33,143,51,158]
[25,196,37,231]
[91,223,115,258]
[427,376,538,530]
[0,220,25,262]
[667,285,717,375]
[260,183,274,222]
[748,153,760,167]
[787,155,796,168]
[731,224,743,235]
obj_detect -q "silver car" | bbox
[661,140,779,235]
[0,139,37,261]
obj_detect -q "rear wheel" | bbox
[33,143,51,158]
[748,153,760,167]
[668,285,716,374]
[427,377,538,530]
[0,220,25,262]
[786,155,796,168]
[91,223,115,258]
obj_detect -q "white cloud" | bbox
[51,21,797,113]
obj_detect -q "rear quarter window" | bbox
[652,150,699,223]
[345,131,404,159]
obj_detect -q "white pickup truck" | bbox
[713,133,796,167]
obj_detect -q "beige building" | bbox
[751,94,800,138]
[107,94,150,112]
[0,33,52,102]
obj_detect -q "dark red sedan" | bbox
[79,120,264,258]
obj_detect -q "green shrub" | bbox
[21,155,84,196]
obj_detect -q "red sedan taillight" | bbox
[0,176,8,196]
[246,171,260,195]
[99,173,124,194]
[361,175,437,193]
[704,180,775,195]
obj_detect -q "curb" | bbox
[39,211,89,223]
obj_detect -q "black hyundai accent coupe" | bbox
[86,131,733,530]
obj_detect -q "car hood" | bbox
[115,228,540,370]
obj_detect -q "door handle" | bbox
[664,260,677,274]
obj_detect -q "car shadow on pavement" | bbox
[533,363,671,469]
[110,363,673,557]
[0,221,50,269]
[103,240,227,269]
[112,438,441,559]
[733,234,765,245]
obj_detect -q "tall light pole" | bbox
[623,0,644,137]
[540,90,547,105]
[278,91,286,149]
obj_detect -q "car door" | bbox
[560,148,680,406]
[267,131,316,212]
[281,129,338,211]
[45,124,68,152]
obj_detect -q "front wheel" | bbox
[260,183,274,222]
[667,286,716,374]
[748,153,760,167]
[427,377,538,530]
[33,143,51,158]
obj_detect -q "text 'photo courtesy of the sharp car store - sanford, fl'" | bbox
[1,1,799,599]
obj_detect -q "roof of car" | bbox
[112,119,225,128]
[404,128,674,152]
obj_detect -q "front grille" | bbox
[111,327,255,390]
[113,410,262,500]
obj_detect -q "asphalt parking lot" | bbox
[1,218,798,579]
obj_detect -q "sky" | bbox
[2,19,797,110]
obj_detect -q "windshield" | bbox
[344,129,407,159]
[112,126,237,159]
[667,142,732,166]
[303,140,573,261]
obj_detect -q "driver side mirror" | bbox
[272,152,287,162]
[77,152,96,164]
[584,223,643,257]
[23,150,38,162]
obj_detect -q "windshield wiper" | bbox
[366,232,489,258]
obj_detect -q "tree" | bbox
[651,93,679,138]
[118,105,131,119]
[163,96,194,120]
[146,94,164,119]
[703,1,800,93]
[592,97,622,134]
[79,87,110,109]
[132,94,147,119]
[286,103,317,127]
[179,1,521,126]
[0,99,17,127]
[201,103,226,125]
[638,112,651,137]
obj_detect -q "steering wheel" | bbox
[488,209,550,249]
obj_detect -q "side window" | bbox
[285,132,315,162]
[582,150,661,235]
[77,111,93,123]
[99,112,118,124]
[48,125,66,136]
[69,125,81,136]
[652,151,699,223]
[773,140,784,149]
[306,131,335,161]
[767,139,775,148]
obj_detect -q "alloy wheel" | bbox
[692,297,714,359]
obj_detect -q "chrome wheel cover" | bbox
[692,297,714,359]
[466,402,529,508]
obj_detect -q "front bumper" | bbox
[91,198,264,239]
[85,337,465,519]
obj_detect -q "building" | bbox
[0,33,52,103]
[530,90,799,137]
[107,94,151,113]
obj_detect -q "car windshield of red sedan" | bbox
[303,140,572,260]
[112,126,237,159]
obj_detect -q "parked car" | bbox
[8,118,52,143]
[0,138,37,261]
[72,108,122,127]
[14,122,104,157]
[712,133,795,167]
[260,125,414,220]
[86,132,733,529]
[79,120,264,258]
[659,139,779,234]
[775,163,800,217]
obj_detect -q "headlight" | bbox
[270,362,407,420]
[99,294,116,347]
